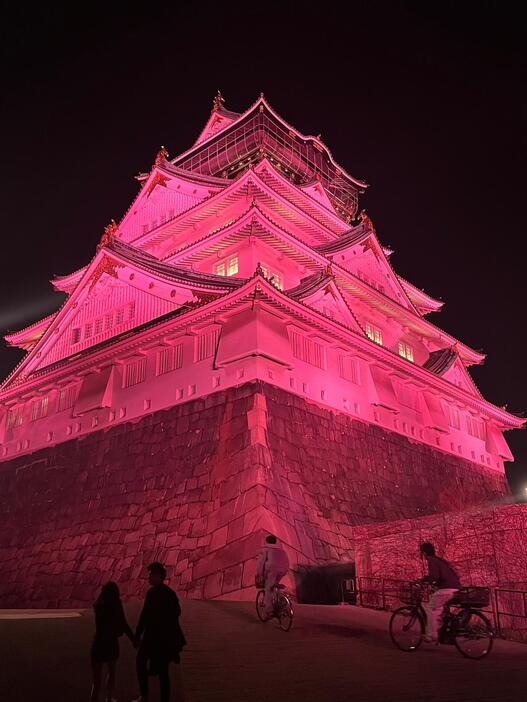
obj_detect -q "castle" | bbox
[0,94,522,606]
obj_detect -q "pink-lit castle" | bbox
[0,94,523,606]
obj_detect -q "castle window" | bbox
[339,355,360,384]
[115,307,125,325]
[196,329,220,361]
[71,327,81,344]
[123,357,147,388]
[290,330,325,369]
[260,264,283,290]
[30,396,49,422]
[6,406,24,430]
[467,415,487,440]
[104,313,113,330]
[85,322,93,339]
[57,385,77,412]
[215,255,238,277]
[95,318,103,335]
[444,403,460,430]
[156,344,183,376]
[129,302,136,319]
[398,341,414,362]
[365,324,383,345]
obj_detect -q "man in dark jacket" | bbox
[420,542,461,642]
[132,562,186,702]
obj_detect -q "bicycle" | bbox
[389,581,494,659]
[256,582,294,631]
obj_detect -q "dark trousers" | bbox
[136,645,170,702]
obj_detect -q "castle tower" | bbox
[0,95,523,606]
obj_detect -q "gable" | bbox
[28,276,178,373]
[334,232,414,311]
[119,169,222,244]
[442,357,482,397]
[292,278,363,334]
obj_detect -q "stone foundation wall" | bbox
[0,381,508,607]
[352,502,527,639]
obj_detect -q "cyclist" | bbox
[419,542,461,642]
[256,534,289,616]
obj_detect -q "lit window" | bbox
[123,357,147,388]
[227,256,238,276]
[290,330,325,369]
[156,344,183,376]
[30,396,49,422]
[398,341,414,362]
[365,324,383,345]
[339,355,360,384]
[196,329,220,361]
[71,327,81,344]
[215,255,238,277]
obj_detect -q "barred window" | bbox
[30,396,49,422]
[365,324,383,345]
[290,330,325,369]
[197,329,220,361]
[71,327,81,344]
[6,406,24,430]
[128,301,136,319]
[94,317,103,335]
[104,313,113,330]
[156,344,183,376]
[444,403,460,430]
[84,322,93,339]
[115,307,125,325]
[215,255,238,277]
[57,385,77,412]
[339,355,360,384]
[398,341,414,362]
[467,415,486,440]
[123,357,147,388]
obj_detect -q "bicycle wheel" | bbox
[389,607,424,651]
[256,590,269,622]
[277,593,293,631]
[454,610,494,659]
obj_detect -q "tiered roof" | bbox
[2,94,523,435]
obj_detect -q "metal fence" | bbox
[342,576,527,643]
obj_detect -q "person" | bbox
[419,542,461,642]
[132,562,186,702]
[90,581,134,702]
[256,534,289,617]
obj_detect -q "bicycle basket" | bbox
[452,586,490,608]
[398,582,421,605]
[255,574,265,589]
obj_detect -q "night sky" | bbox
[1,2,525,491]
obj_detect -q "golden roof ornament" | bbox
[97,219,118,251]
[213,90,225,112]
[358,209,374,231]
[154,145,169,166]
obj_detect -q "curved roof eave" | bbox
[171,95,368,190]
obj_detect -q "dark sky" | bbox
[1,2,526,490]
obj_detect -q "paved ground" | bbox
[0,600,524,702]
